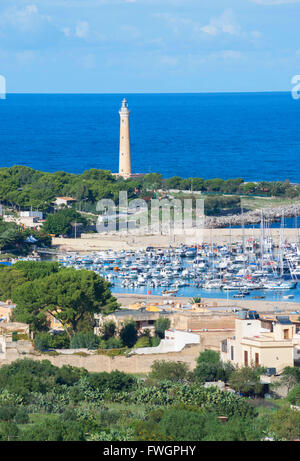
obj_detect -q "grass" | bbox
[29,413,60,424]
[249,397,287,417]
[241,196,300,211]
[128,372,148,379]
[101,401,147,419]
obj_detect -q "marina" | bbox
[52,233,300,303]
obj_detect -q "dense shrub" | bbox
[34,333,51,351]
[88,370,137,393]
[149,360,190,382]
[286,383,300,406]
[0,359,58,399]
[154,317,171,339]
[134,336,151,348]
[70,331,100,349]
[20,416,85,441]
[34,332,70,351]
[194,350,234,384]
[97,336,124,350]
[129,382,256,419]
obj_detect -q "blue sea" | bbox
[0,92,300,182]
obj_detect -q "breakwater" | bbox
[205,204,300,228]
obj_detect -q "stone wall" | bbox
[0,331,231,373]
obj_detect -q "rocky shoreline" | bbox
[205,204,300,228]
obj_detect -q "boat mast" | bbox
[260,210,264,271]
[279,210,284,278]
[241,205,245,254]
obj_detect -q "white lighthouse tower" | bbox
[112,98,144,180]
[118,98,132,178]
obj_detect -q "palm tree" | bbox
[190,296,202,304]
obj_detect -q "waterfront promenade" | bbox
[115,293,300,314]
[52,227,300,252]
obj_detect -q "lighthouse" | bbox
[118,98,131,178]
[112,98,144,180]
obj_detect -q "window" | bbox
[244,350,248,367]
[221,340,227,353]
[231,346,234,361]
[255,353,259,367]
[284,329,289,339]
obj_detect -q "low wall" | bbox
[1,331,231,373]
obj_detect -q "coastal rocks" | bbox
[204,204,300,228]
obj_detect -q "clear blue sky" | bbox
[0,0,299,93]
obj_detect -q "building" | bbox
[113,99,144,180]
[54,197,77,207]
[0,301,15,323]
[221,315,300,373]
[20,211,43,220]
[131,329,200,355]
[94,308,171,335]
[3,214,43,229]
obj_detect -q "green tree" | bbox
[197,350,221,365]
[154,316,171,339]
[142,173,163,191]
[0,219,24,251]
[286,383,300,406]
[228,366,266,397]
[194,350,234,384]
[100,320,117,341]
[119,320,138,348]
[165,176,183,190]
[12,268,119,337]
[43,208,88,236]
[190,297,202,304]
[278,366,300,392]
[14,261,61,281]
[0,266,26,301]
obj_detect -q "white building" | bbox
[221,316,300,373]
[20,211,43,220]
[54,197,77,207]
[131,329,200,355]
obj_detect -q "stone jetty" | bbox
[205,204,300,228]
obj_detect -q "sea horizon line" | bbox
[4,90,292,96]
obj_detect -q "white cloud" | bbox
[0,4,51,32]
[187,49,244,66]
[75,21,90,38]
[250,30,262,38]
[218,50,243,60]
[62,27,71,37]
[200,10,241,37]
